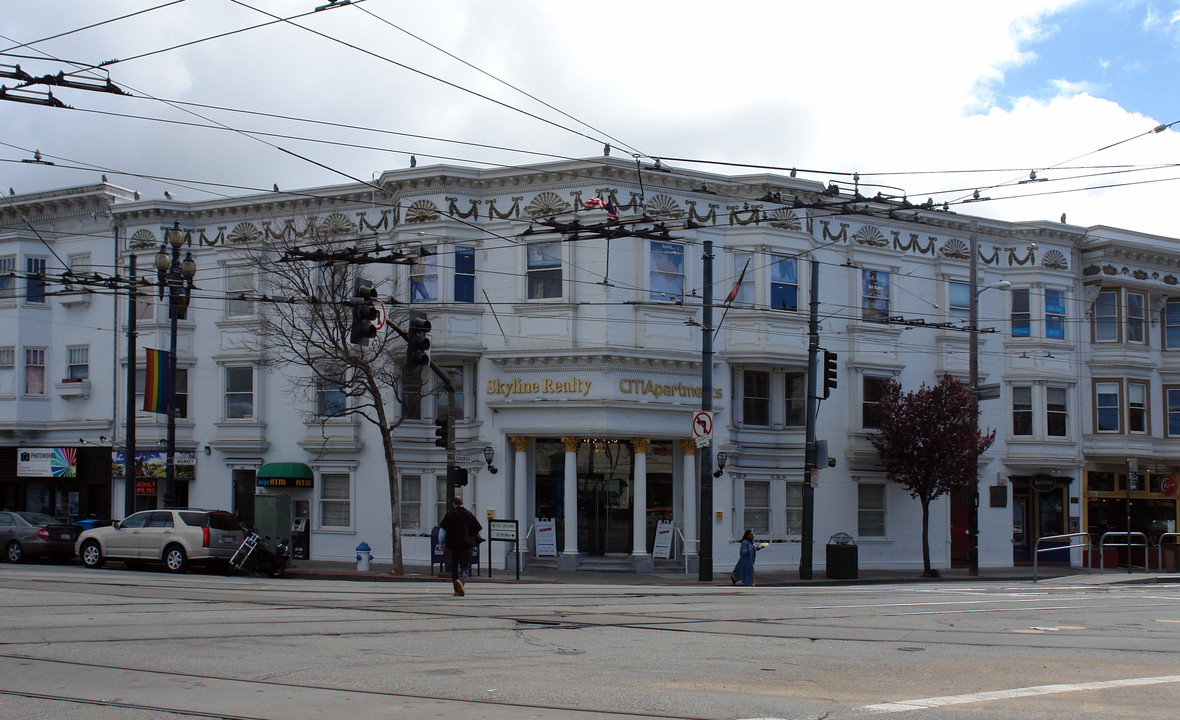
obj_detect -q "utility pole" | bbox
[968,221,980,577]
[698,240,714,582]
[801,258,819,579]
[124,249,137,517]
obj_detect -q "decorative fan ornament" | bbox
[405,200,441,223]
[767,208,801,231]
[940,238,970,259]
[228,222,262,244]
[320,213,356,235]
[646,194,684,219]
[1042,249,1068,270]
[129,229,157,249]
[853,225,888,248]
[524,192,570,216]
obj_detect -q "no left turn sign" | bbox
[692,411,713,439]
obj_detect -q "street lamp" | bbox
[967,219,1012,576]
[155,221,196,508]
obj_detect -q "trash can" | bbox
[826,532,857,579]
[355,541,372,572]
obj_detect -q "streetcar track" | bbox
[0,653,716,720]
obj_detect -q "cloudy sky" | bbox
[4,1,1180,236]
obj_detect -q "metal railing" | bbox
[1032,532,1091,582]
[1098,531,1148,574]
[672,526,698,573]
[1157,532,1180,574]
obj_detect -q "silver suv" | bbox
[76,509,244,573]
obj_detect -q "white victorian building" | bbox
[3,157,1177,574]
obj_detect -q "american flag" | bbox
[584,196,620,220]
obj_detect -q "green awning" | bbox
[256,462,314,488]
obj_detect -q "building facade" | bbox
[2,158,1175,572]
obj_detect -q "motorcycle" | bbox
[226,527,289,578]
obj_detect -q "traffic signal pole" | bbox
[801,257,819,579]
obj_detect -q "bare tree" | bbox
[869,375,996,577]
[233,218,411,574]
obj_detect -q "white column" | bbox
[511,436,529,538]
[562,436,579,556]
[631,437,650,557]
[680,439,697,555]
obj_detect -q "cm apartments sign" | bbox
[486,374,723,402]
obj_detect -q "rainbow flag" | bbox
[143,348,171,414]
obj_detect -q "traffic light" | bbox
[406,310,431,367]
[434,415,449,448]
[349,279,379,345]
[448,465,469,487]
[823,349,838,399]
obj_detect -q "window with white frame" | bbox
[319,472,351,528]
[785,482,803,537]
[649,241,684,302]
[454,246,475,303]
[24,347,45,395]
[135,367,188,418]
[410,252,438,302]
[0,256,15,300]
[526,241,561,299]
[1012,385,1033,436]
[948,280,970,325]
[0,346,14,394]
[1045,288,1066,339]
[784,371,805,427]
[1167,387,1180,437]
[770,255,798,311]
[225,266,255,317]
[225,366,254,419]
[400,474,422,533]
[1166,301,1180,350]
[743,480,770,534]
[26,257,46,303]
[1046,387,1068,437]
[732,252,754,307]
[66,345,89,380]
[742,369,770,427]
[1128,381,1147,434]
[436,475,451,526]
[1011,288,1031,336]
[316,374,346,418]
[1093,290,1118,342]
[857,484,886,537]
[133,257,155,321]
[1126,292,1146,344]
[861,269,890,323]
[438,366,466,420]
[862,376,890,429]
[1094,381,1121,433]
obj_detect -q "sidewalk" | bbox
[284,559,1179,587]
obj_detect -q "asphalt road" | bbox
[1,563,1177,720]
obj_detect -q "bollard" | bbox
[355,541,372,572]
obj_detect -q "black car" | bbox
[0,511,80,563]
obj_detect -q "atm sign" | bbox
[257,477,313,488]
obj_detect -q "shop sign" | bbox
[535,518,558,556]
[652,520,674,559]
[1161,475,1177,496]
[17,447,77,477]
[1030,474,1057,493]
[135,479,158,495]
[112,451,196,480]
[257,477,313,488]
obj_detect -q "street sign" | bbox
[692,411,713,439]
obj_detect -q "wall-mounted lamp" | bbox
[713,451,728,478]
[483,446,498,474]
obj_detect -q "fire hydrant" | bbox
[355,541,372,572]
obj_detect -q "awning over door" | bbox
[256,462,314,488]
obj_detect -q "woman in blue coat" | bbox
[730,529,757,586]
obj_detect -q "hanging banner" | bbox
[112,451,196,480]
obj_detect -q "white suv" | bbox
[76,509,244,573]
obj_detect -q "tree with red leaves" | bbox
[869,375,996,577]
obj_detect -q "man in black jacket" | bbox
[440,496,482,596]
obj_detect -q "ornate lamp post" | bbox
[155,221,196,508]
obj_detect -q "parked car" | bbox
[0,511,80,563]
[76,509,244,573]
